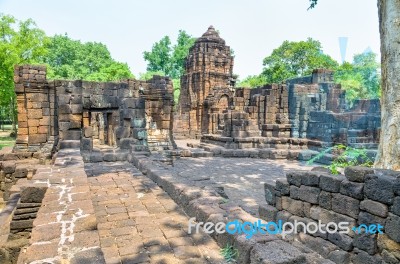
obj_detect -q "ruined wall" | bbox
[175,26,235,138]
[307,99,381,150]
[262,166,400,263]
[14,65,175,157]
[14,65,57,158]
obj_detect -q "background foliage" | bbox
[142,30,196,103]
[0,11,381,130]
[0,14,134,131]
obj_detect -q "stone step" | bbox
[59,140,80,149]
[191,151,213,158]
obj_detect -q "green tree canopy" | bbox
[335,51,381,102]
[41,34,134,81]
[143,30,196,79]
[261,38,339,84]
[237,75,267,88]
[0,14,49,130]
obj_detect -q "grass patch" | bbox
[0,132,16,150]
[220,243,239,263]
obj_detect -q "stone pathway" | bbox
[86,162,225,264]
[170,156,313,216]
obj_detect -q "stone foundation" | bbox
[261,166,400,263]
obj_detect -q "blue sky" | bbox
[0,0,380,79]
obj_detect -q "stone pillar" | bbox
[14,65,51,153]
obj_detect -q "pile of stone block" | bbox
[222,112,260,138]
[261,166,400,263]
[0,160,34,203]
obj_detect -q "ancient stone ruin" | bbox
[0,26,398,264]
[175,26,381,162]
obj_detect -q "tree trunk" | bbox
[375,0,400,169]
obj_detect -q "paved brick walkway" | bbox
[86,163,225,264]
[170,156,313,216]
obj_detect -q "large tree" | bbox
[0,14,48,132]
[143,30,196,79]
[143,30,196,103]
[41,34,133,81]
[335,52,381,102]
[375,0,400,169]
[309,0,400,170]
[261,38,338,83]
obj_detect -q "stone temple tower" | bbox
[175,26,235,138]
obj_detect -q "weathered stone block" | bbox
[386,213,400,243]
[328,250,351,264]
[320,174,345,193]
[289,185,301,200]
[310,206,356,227]
[328,233,353,251]
[119,138,136,150]
[382,250,399,264]
[27,119,39,127]
[28,126,38,134]
[132,118,146,128]
[275,178,290,196]
[353,233,378,255]
[18,128,28,135]
[58,122,70,131]
[276,210,292,223]
[303,202,312,218]
[344,166,374,183]
[282,197,304,216]
[358,211,385,226]
[340,180,364,200]
[298,185,320,204]
[38,126,48,134]
[133,128,147,140]
[20,186,47,203]
[28,134,47,144]
[286,171,302,187]
[14,167,28,179]
[250,241,307,264]
[84,127,93,138]
[2,161,16,174]
[332,193,360,218]
[298,233,338,258]
[58,104,71,114]
[264,180,276,205]
[10,219,33,230]
[27,109,42,119]
[81,138,92,151]
[319,191,332,210]
[377,234,400,258]
[360,200,388,218]
[300,172,320,186]
[365,174,395,204]
[351,250,383,264]
[70,104,83,114]
[258,204,278,222]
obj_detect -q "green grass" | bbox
[0,132,16,150]
[220,243,239,263]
